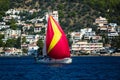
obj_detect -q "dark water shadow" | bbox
[48,63,66,67]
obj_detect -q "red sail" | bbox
[46,16,70,59]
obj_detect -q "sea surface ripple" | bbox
[0,56,120,80]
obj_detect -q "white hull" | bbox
[36,58,72,64]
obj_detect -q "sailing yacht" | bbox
[36,15,72,64]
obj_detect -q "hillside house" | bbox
[4,29,21,39]
[6,9,20,15]
[95,16,108,26]
[0,24,10,30]
[4,48,22,56]
[27,44,39,55]
[71,32,82,43]
[26,35,39,44]
[117,26,120,33]
[45,11,59,22]
[108,31,119,39]
[34,23,44,33]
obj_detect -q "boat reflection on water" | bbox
[49,63,64,67]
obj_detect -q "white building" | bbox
[95,16,108,26]
[27,44,39,55]
[9,15,20,20]
[26,35,39,44]
[71,32,83,43]
[4,29,21,39]
[109,23,117,27]
[34,23,44,33]
[71,41,103,53]
[84,31,96,40]
[117,26,120,33]
[108,32,119,39]
[4,48,22,56]
[6,9,20,15]
[45,11,59,22]
[0,24,10,30]
[71,28,102,43]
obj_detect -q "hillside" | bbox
[1,0,120,32]
[9,0,98,32]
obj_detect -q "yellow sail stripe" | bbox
[47,16,62,53]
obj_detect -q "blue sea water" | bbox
[0,56,120,80]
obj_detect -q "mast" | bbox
[21,28,22,55]
[42,38,47,56]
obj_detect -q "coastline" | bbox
[0,54,31,57]
[0,53,120,57]
[71,53,120,57]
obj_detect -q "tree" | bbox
[0,0,10,11]
[0,39,5,47]
[0,34,5,47]
[22,49,28,54]
[37,39,43,55]
[0,34,4,39]
[59,10,64,18]
[57,3,64,10]
[81,35,84,41]
[89,37,93,43]
[111,35,120,48]
[101,33,109,46]
[67,34,73,47]
[27,27,34,34]
[10,23,17,30]
[0,15,3,22]
[9,18,16,25]
[5,38,16,47]
[22,36,26,44]
[37,39,43,49]
[8,18,18,30]
[15,37,21,49]
[40,28,45,35]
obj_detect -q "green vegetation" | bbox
[111,35,120,48]
[0,34,5,47]
[84,0,120,24]
[0,0,10,21]
[22,37,26,44]
[0,0,119,32]
[0,37,21,49]
[37,39,43,55]
[5,38,16,47]
[0,0,10,11]
[0,32,21,48]
[8,18,18,30]
[37,39,43,49]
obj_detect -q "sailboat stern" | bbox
[37,57,72,64]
